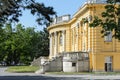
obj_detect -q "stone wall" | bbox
[35,52,89,74]
[31,57,41,66]
[40,56,63,72]
[63,52,89,72]
[47,56,63,72]
[77,60,89,72]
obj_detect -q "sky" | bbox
[19,0,86,31]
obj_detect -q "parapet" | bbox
[50,14,71,25]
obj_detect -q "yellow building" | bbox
[47,0,120,72]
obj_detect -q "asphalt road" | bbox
[0,67,120,80]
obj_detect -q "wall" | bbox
[63,52,89,72]
[91,4,120,72]
[48,3,120,72]
[31,57,41,66]
[42,56,63,72]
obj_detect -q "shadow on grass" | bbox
[0,76,84,80]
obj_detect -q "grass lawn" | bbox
[6,66,40,73]
[46,72,93,75]
[46,72,120,75]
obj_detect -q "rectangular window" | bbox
[104,31,112,42]
[72,63,76,67]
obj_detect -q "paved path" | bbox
[0,67,120,80]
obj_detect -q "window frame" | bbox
[104,31,112,42]
[72,63,76,67]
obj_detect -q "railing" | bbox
[50,15,71,25]
[63,51,89,61]
[80,0,107,7]
[86,0,107,4]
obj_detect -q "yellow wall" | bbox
[90,52,120,72]
[48,4,120,72]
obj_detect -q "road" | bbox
[0,67,120,80]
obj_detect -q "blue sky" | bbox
[19,0,86,31]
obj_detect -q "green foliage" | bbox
[89,16,102,27]
[82,18,88,23]
[0,0,56,25]
[90,0,120,40]
[0,23,49,66]
[0,0,52,65]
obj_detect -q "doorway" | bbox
[105,56,112,72]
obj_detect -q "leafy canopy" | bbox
[0,23,49,65]
[0,0,56,25]
[90,0,120,40]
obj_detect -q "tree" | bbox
[0,0,56,25]
[35,28,49,58]
[0,24,23,65]
[90,0,120,40]
[0,23,49,65]
[0,0,54,65]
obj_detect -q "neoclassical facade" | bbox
[47,0,120,72]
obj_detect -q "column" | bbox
[49,34,53,59]
[88,25,91,52]
[62,30,66,52]
[76,26,79,51]
[54,32,58,57]
[82,23,85,51]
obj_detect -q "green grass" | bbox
[46,72,93,75]
[46,72,120,75]
[6,66,40,73]
[94,72,120,75]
